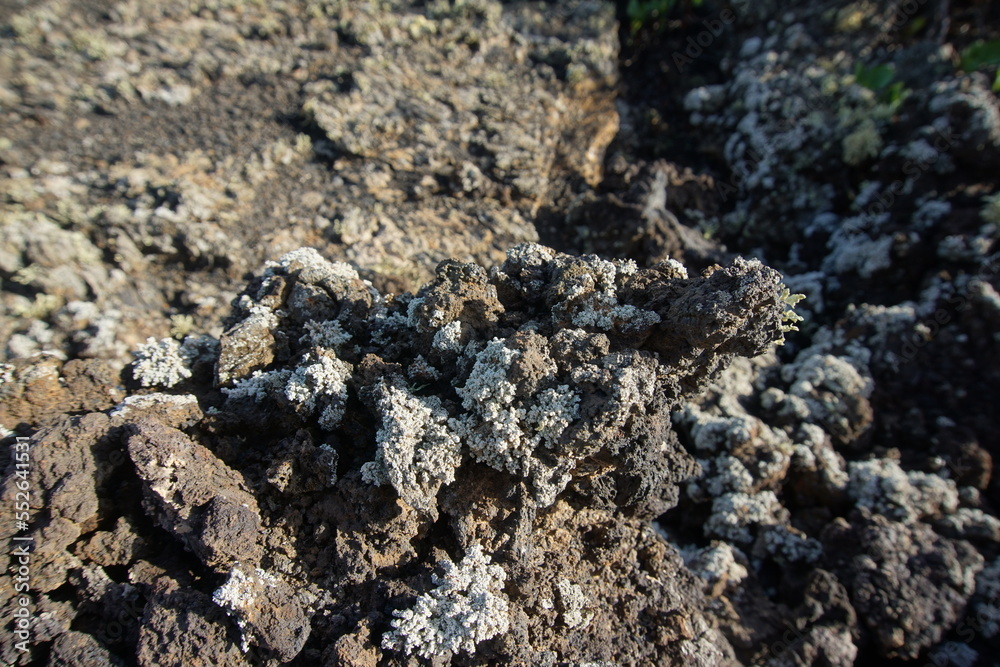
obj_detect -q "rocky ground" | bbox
[1,0,999,665]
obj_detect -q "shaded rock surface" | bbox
[126,419,264,570]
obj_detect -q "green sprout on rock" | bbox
[777,286,806,345]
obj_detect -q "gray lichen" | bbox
[217,242,787,517]
[360,383,462,513]
[130,337,193,388]
[381,544,510,659]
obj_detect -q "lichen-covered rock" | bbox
[126,419,264,569]
[762,350,874,448]
[682,541,749,598]
[846,457,959,524]
[2,2,999,666]
[381,545,509,659]
[0,0,623,375]
[130,337,194,388]
[672,355,823,563]
[212,567,311,662]
[219,243,786,516]
[204,242,786,663]
[360,382,462,514]
[109,394,204,430]
[822,512,984,659]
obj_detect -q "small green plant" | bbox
[170,314,196,339]
[776,287,806,345]
[626,0,703,34]
[627,0,673,34]
[853,63,907,106]
[901,16,928,39]
[959,40,1000,93]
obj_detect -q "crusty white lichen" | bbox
[455,338,519,417]
[360,383,461,513]
[222,368,293,403]
[791,422,849,495]
[556,579,593,629]
[224,243,788,521]
[300,319,351,349]
[370,309,409,346]
[213,566,279,613]
[131,336,193,388]
[822,224,894,278]
[847,458,959,524]
[549,255,661,333]
[407,355,441,382]
[678,401,793,504]
[432,320,463,352]
[526,387,581,449]
[937,508,1000,541]
[757,524,822,564]
[222,351,351,431]
[263,246,359,284]
[211,566,280,652]
[283,353,352,430]
[110,393,199,419]
[445,335,592,505]
[704,491,784,544]
[382,544,510,659]
[767,352,874,437]
[682,542,748,591]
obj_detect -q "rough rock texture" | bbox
[136,587,246,667]
[0,357,124,431]
[1,243,786,665]
[126,419,264,569]
[49,630,126,667]
[551,159,731,273]
[823,512,984,659]
[212,567,311,662]
[758,569,858,667]
[4,0,1000,664]
[218,244,785,518]
[0,0,621,371]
